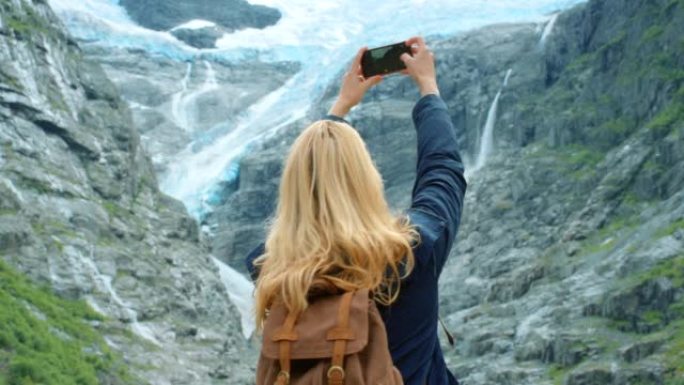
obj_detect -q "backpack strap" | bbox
[325,291,355,385]
[273,311,298,385]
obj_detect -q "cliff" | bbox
[0,0,255,383]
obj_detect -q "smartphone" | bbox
[361,41,412,78]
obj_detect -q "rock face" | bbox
[120,0,281,32]
[170,25,225,49]
[119,0,281,48]
[212,0,684,383]
[0,1,255,384]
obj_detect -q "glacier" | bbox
[48,0,587,220]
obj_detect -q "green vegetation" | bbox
[571,214,640,257]
[0,71,23,92]
[556,144,605,180]
[17,176,52,195]
[31,219,78,239]
[102,201,130,219]
[0,259,140,385]
[524,143,605,182]
[554,254,684,384]
[0,208,18,216]
[594,116,636,143]
[664,319,684,381]
[655,218,684,239]
[610,254,684,382]
[602,30,627,51]
[48,92,70,114]
[640,25,664,44]
[2,0,51,36]
[631,254,684,288]
[647,89,684,137]
[549,364,570,385]
[557,144,604,169]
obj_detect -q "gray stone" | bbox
[119,0,281,33]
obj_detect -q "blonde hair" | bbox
[253,119,419,328]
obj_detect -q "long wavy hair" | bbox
[253,119,419,328]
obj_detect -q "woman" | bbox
[245,36,467,385]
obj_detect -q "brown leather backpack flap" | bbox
[261,289,370,360]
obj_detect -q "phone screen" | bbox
[361,42,412,78]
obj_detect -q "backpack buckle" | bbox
[276,370,290,385]
[327,365,345,381]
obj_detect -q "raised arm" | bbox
[401,37,467,276]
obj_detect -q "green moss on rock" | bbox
[0,259,141,385]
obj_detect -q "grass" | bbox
[0,259,140,385]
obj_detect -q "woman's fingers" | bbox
[370,75,383,86]
[351,46,367,72]
[405,36,425,49]
[400,52,413,64]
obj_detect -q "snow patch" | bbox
[171,19,217,31]
[211,256,255,339]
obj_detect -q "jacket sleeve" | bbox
[245,243,265,282]
[408,94,467,276]
[324,114,351,124]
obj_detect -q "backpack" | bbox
[256,289,404,385]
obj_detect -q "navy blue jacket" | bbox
[245,94,467,385]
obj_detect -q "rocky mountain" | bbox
[0,0,256,383]
[210,0,684,384]
[119,0,281,48]
[2,0,683,384]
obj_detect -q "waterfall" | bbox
[473,68,512,172]
[170,61,219,133]
[539,13,559,46]
[171,62,193,131]
[211,256,255,339]
[78,246,162,346]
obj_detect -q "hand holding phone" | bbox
[328,47,384,117]
[399,37,439,96]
